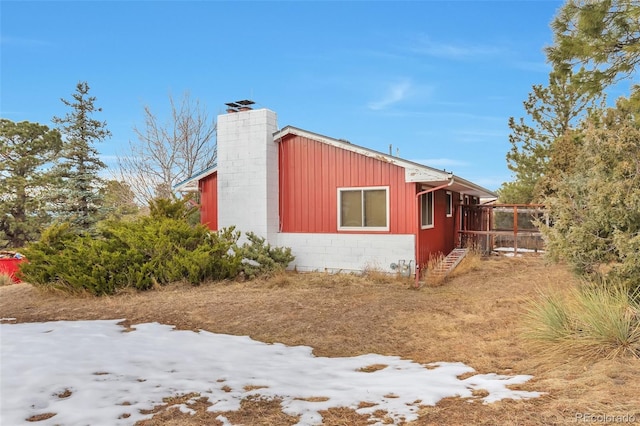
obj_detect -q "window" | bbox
[446,191,453,217]
[421,192,434,229]
[338,187,388,230]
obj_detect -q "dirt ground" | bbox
[1,255,639,425]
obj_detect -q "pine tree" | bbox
[499,71,595,203]
[541,88,640,289]
[0,119,62,247]
[547,0,640,93]
[502,0,640,204]
[52,82,111,230]
[537,0,640,290]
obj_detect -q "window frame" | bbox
[420,191,434,229]
[337,186,390,231]
[446,191,453,217]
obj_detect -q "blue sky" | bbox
[1,0,565,191]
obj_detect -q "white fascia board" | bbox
[273,126,450,180]
[173,165,217,192]
[404,167,450,183]
[448,177,498,199]
[175,180,199,193]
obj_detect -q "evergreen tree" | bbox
[499,70,595,203]
[548,0,640,93]
[0,119,62,247]
[52,82,111,230]
[501,0,640,204]
[536,0,640,291]
[541,88,640,289]
[99,180,140,220]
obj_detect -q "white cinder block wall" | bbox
[275,233,415,273]
[217,109,279,239]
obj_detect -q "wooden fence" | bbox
[457,203,546,255]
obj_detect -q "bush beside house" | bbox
[19,198,294,295]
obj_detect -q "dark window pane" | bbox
[340,190,362,227]
[364,189,386,227]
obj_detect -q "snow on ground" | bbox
[0,320,542,425]
[494,247,545,257]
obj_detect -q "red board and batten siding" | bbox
[278,134,418,234]
[417,190,460,266]
[199,171,218,230]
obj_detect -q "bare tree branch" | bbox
[116,92,217,205]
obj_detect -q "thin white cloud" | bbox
[368,79,412,111]
[453,129,508,144]
[409,36,503,60]
[453,129,508,138]
[0,110,25,116]
[0,36,51,47]
[464,175,507,192]
[404,111,503,123]
[100,154,120,163]
[411,158,469,168]
[513,61,551,73]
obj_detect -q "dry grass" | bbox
[2,256,640,425]
[0,273,14,287]
[25,412,57,422]
[424,248,483,287]
[449,248,483,278]
[423,253,446,287]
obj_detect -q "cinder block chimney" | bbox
[217,102,279,241]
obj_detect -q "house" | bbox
[175,103,497,277]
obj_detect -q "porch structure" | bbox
[456,203,546,256]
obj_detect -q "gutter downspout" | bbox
[414,175,455,289]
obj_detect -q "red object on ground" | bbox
[0,258,25,283]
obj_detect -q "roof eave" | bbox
[173,164,218,192]
[448,176,498,199]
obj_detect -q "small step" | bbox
[427,248,469,281]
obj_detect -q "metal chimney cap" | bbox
[225,99,255,113]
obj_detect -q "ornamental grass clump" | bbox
[525,280,640,359]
